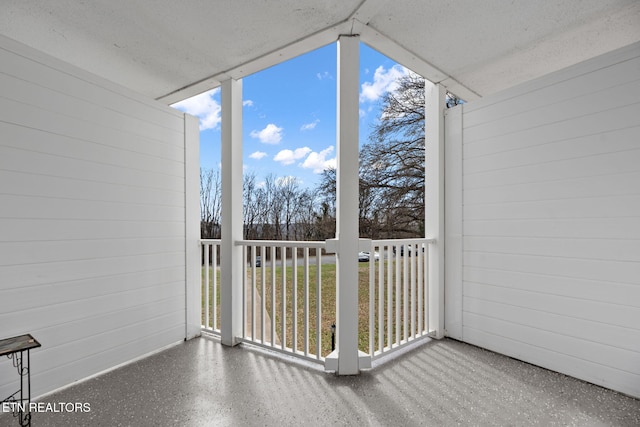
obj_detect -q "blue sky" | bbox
[172,43,409,188]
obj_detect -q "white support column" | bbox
[335,35,360,375]
[184,113,202,340]
[425,81,446,339]
[221,78,243,346]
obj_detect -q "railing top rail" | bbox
[371,238,436,245]
[236,239,327,248]
[201,239,222,244]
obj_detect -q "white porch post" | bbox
[425,81,446,339]
[184,113,202,340]
[335,35,360,374]
[221,78,243,346]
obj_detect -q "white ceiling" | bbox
[1,0,639,103]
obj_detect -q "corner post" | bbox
[221,78,243,346]
[184,113,201,340]
[425,81,446,339]
[335,35,360,374]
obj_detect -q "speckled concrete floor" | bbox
[2,337,639,427]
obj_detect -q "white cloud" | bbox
[243,99,254,107]
[250,123,283,144]
[360,64,409,104]
[301,146,336,173]
[249,151,267,160]
[171,88,221,131]
[274,147,312,165]
[300,119,320,131]
[316,71,331,80]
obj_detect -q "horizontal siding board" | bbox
[0,143,184,193]
[0,96,184,164]
[464,79,640,146]
[463,217,640,240]
[1,279,184,333]
[0,43,185,133]
[0,122,184,175]
[463,55,640,129]
[464,126,640,179]
[0,237,184,267]
[35,300,185,354]
[0,195,184,223]
[0,170,185,207]
[464,236,640,263]
[464,104,640,167]
[464,281,640,331]
[464,251,640,286]
[461,326,640,398]
[0,71,184,146]
[464,266,640,309]
[33,313,185,379]
[462,312,640,375]
[0,218,185,242]
[0,92,183,155]
[1,250,185,290]
[0,266,185,312]
[464,195,640,221]
[464,170,640,206]
[464,296,640,354]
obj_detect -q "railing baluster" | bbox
[395,246,401,346]
[212,243,218,331]
[242,245,247,339]
[410,243,416,339]
[281,245,286,350]
[378,245,384,354]
[387,245,393,351]
[271,245,276,347]
[316,250,322,359]
[292,247,298,354]
[261,245,266,344]
[251,245,256,341]
[204,243,210,329]
[369,243,375,357]
[425,243,429,335]
[304,247,309,357]
[403,245,409,342]
[417,243,423,335]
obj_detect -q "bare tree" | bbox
[200,168,221,238]
[243,172,261,239]
[360,73,425,237]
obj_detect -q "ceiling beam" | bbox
[359,25,480,101]
[158,22,351,104]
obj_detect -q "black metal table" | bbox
[1,334,41,427]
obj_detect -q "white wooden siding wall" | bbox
[457,42,640,398]
[0,36,188,398]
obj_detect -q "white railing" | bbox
[367,238,435,360]
[237,240,328,364]
[201,239,221,335]
[201,237,436,367]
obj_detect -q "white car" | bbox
[358,251,380,262]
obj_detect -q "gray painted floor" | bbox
[2,336,639,426]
